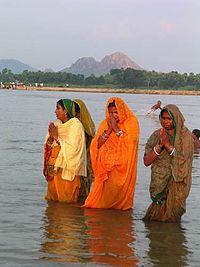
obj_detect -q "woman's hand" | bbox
[159,128,170,147]
[110,114,119,133]
[48,122,58,141]
[160,128,174,153]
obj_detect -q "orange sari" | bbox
[83,97,139,210]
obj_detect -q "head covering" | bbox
[73,99,95,137]
[62,99,75,118]
[83,97,139,210]
[160,104,193,183]
[106,97,135,123]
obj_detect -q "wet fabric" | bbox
[83,97,139,210]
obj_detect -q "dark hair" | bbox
[57,99,70,118]
[57,99,65,110]
[108,100,116,108]
[160,108,169,118]
[192,129,200,139]
[74,101,80,113]
[159,108,175,128]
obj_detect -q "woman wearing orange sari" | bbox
[83,97,139,210]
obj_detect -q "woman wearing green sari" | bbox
[143,104,193,222]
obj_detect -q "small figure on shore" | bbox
[43,99,87,203]
[146,100,162,116]
[192,129,200,151]
[143,104,193,222]
[83,97,139,210]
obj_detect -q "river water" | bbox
[0,89,199,266]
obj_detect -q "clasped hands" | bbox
[48,122,59,144]
[155,128,174,155]
[105,114,119,136]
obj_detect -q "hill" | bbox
[61,52,142,76]
[0,59,37,74]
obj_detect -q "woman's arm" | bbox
[97,118,112,149]
[143,144,163,166]
[97,130,111,149]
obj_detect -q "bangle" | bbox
[46,138,53,146]
[46,140,53,146]
[116,130,123,137]
[153,146,160,156]
[101,131,109,140]
[56,139,60,145]
[170,147,176,155]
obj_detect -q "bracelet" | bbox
[56,139,60,145]
[116,130,123,137]
[101,131,109,140]
[170,147,176,155]
[46,138,53,146]
[46,140,53,146]
[153,146,160,156]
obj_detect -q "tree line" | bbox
[1,67,200,90]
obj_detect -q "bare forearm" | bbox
[97,130,111,149]
[143,144,163,166]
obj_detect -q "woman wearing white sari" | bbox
[43,99,87,203]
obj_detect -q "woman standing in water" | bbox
[143,104,193,222]
[43,99,87,203]
[83,97,139,210]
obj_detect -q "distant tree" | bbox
[0,68,15,83]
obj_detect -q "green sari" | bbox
[73,99,96,203]
[144,104,193,222]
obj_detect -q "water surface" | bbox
[0,89,199,266]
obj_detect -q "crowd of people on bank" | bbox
[43,97,199,223]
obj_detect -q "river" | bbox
[0,89,199,266]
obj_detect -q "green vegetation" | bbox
[1,68,200,91]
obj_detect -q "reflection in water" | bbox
[40,202,90,264]
[40,204,139,266]
[84,209,138,266]
[144,221,190,267]
[193,149,200,157]
[192,153,200,179]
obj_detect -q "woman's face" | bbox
[55,103,66,121]
[160,111,174,130]
[108,106,119,122]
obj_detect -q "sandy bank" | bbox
[2,86,200,95]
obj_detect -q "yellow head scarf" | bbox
[73,99,95,138]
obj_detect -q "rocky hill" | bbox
[0,59,37,74]
[61,52,142,76]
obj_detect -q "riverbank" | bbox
[2,85,200,95]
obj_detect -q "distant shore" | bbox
[2,86,200,95]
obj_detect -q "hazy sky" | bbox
[1,0,200,73]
